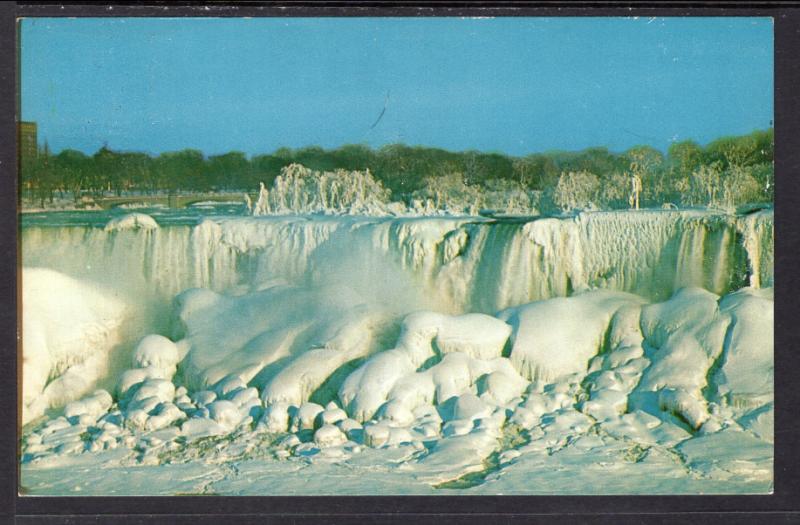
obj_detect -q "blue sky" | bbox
[20,17,773,157]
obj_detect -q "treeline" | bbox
[21,128,773,210]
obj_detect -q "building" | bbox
[18,121,38,161]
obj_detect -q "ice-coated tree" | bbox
[689,161,722,208]
[720,165,761,210]
[553,170,600,212]
[597,172,630,209]
[256,163,391,215]
[624,145,664,203]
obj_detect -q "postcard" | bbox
[18,15,773,495]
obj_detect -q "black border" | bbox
[4,2,799,522]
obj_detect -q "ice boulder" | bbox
[190,390,217,407]
[117,366,172,398]
[63,390,113,422]
[317,406,348,427]
[396,311,511,364]
[229,387,260,408]
[207,400,244,430]
[181,417,226,440]
[132,335,181,375]
[338,311,512,422]
[498,290,644,381]
[214,375,247,399]
[122,378,176,421]
[292,402,325,431]
[476,369,528,406]
[449,393,493,422]
[145,402,185,431]
[376,400,416,427]
[338,349,418,423]
[314,424,347,447]
[363,422,392,448]
[258,402,292,433]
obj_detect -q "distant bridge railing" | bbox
[92,193,258,210]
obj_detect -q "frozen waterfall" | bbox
[21,209,774,316]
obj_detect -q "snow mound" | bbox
[712,287,774,407]
[132,335,182,374]
[21,268,129,425]
[103,213,159,232]
[63,390,113,422]
[498,290,645,381]
[338,311,512,421]
[174,283,393,407]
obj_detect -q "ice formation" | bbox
[500,291,644,382]
[408,172,541,216]
[249,164,544,217]
[19,209,774,495]
[252,164,392,216]
[21,268,129,424]
[172,284,393,405]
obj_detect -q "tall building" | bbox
[18,121,38,161]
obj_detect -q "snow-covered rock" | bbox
[207,400,244,430]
